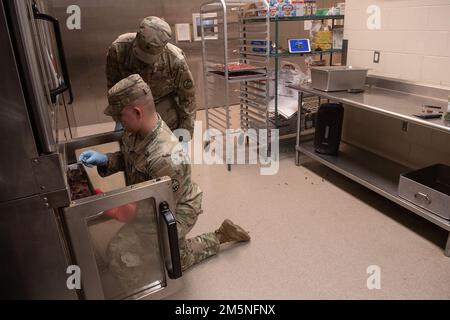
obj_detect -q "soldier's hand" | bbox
[79,151,108,168]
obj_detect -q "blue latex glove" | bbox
[115,121,124,131]
[79,151,108,168]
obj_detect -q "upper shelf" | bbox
[270,49,342,58]
[243,15,344,23]
[207,70,267,83]
[298,141,450,231]
[272,14,345,22]
[288,83,450,134]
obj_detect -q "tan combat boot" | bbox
[215,219,251,244]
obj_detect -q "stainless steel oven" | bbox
[0,0,183,300]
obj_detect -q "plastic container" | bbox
[314,103,344,155]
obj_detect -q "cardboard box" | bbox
[304,0,317,15]
[291,0,305,16]
[332,28,344,50]
[269,5,279,17]
[270,0,290,6]
[251,40,275,54]
[279,3,296,17]
[312,30,332,50]
[337,2,345,15]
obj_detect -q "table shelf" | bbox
[292,78,450,256]
[298,141,450,231]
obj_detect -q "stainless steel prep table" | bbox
[289,77,450,257]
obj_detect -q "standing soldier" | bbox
[106,16,197,137]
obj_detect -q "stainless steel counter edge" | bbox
[288,79,450,134]
[367,75,450,101]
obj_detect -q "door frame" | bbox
[63,177,183,300]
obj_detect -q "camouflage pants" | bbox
[176,196,220,272]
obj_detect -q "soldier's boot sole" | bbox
[217,219,251,244]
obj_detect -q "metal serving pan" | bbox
[399,164,450,220]
[311,66,369,92]
[67,163,95,201]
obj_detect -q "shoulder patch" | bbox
[172,179,180,193]
[183,79,194,90]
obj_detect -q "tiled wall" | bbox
[342,0,450,169]
[344,0,450,87]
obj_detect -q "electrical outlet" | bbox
[373,51,380,63]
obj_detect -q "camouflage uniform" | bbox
[105,17,197,136]
[99,75,219,291]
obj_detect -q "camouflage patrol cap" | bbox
[105,74,151,117]
[133,16,172,64]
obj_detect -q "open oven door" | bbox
[62,177,183,300]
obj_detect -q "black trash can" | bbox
[314,103,344,155]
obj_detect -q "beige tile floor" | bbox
[76,110,450,300]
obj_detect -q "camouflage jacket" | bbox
[106,33,197,136]
[98,117,202,216]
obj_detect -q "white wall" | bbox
[341,0,450,169]
[344,0,450,87]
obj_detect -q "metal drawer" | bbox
[398,164,450,220]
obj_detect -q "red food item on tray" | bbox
[214,62,259,72]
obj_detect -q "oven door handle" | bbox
[159,202,182,279]
[32,3,74,104]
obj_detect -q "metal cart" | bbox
[200,0,271,170]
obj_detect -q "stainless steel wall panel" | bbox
[48,0,165,127]
[46,0,240,127]
[0,2,39,203]
[0,195,77,300]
